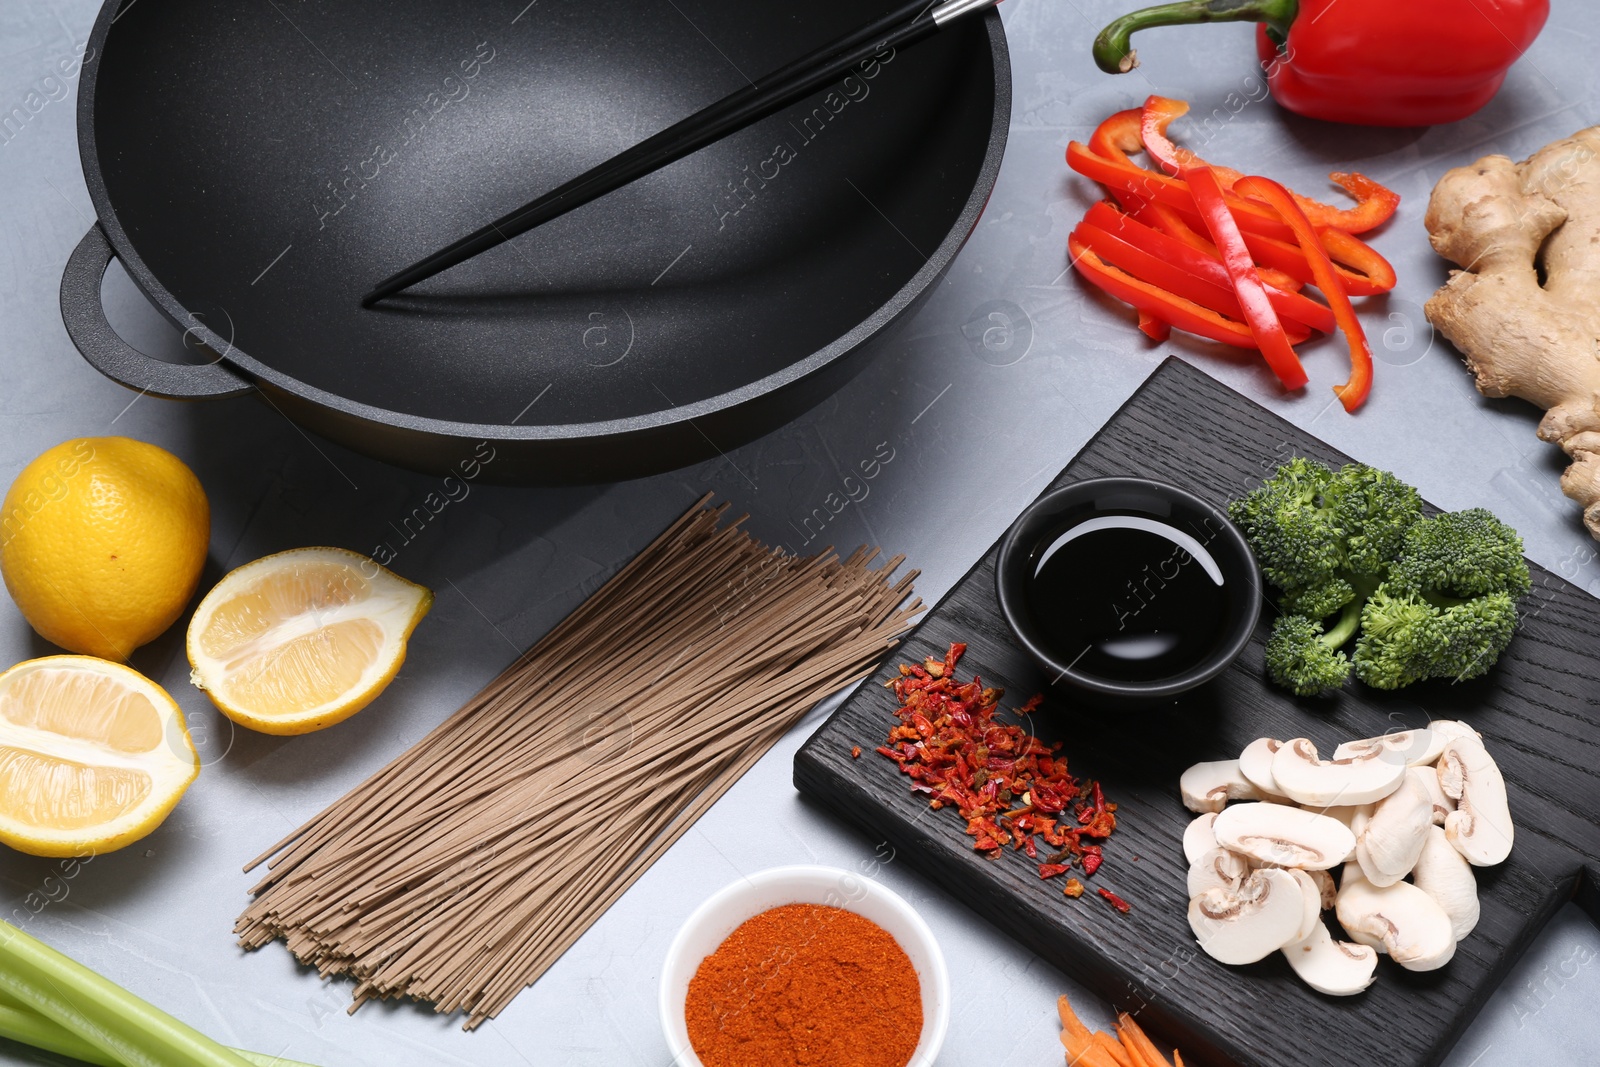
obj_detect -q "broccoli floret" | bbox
[1351,511,1528,688]
[1388,508,1532,598]
[1227,457,1344,606]
[1324,464,1423,579]
[1265,610,1357,697]
[1233,459,1524,695]
[1350,585,1445,689]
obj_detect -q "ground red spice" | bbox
[685,903,922,1067]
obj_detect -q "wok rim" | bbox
[75,0,1010,444]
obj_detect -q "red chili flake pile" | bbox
[875,642,1126,908]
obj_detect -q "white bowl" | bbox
[659,864,949,1067]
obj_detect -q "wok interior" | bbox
[91,0,996,427]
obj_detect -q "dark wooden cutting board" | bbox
[794,358,1600,1067]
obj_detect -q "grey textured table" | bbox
[0,1,1595,1064]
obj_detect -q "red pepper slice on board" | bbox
[1184,165,1308,390]
[1236,175,1374,411]
[1081,202,1334,333]
[1068,234,1262,350]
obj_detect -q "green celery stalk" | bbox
[0,995,319,1067]
[0,919,312,1067]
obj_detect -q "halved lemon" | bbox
[186,547,432,735]
[0,656,199,857]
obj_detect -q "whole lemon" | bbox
[0,437,210,661]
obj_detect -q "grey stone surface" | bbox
[0,0,1593,1063]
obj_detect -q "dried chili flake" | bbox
[873,641,1122,903]
[1098,888,1132,914]
[851,746,862,759]
[1062,878,1085,898]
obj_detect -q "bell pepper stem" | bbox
[1093,0,1299,74]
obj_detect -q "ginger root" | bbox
[1425,127,1600,540]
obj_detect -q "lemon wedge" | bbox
[0,656,198,857]
[186,548,432,735]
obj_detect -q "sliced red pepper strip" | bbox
[1074,220,1313,345]
[1083,202,1334,333]
[1067,141,1396,293]
[1236,175,1374,412]
[1134,96,1398,234]
[1184,165,1308,390]
[1068,234,1260,350]
[1138,95,1188,176]
[1137,311,1171,342]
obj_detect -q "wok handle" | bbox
[59,225,253,400]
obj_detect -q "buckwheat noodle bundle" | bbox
[236,495,920,1028]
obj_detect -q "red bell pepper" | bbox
[1092,0,1548,127]
[1235,175,1373,411]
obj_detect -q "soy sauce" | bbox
[1024,514,1230,682]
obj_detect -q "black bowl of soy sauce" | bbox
[995,477,1262,704]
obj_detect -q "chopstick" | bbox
[361,0,999,306]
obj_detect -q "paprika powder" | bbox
[684,903,922,1067]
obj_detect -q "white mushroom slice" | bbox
[1238,737,1284,794]
[1180,759,1267,813]
[1333,726,1444,768]
[1212,802,1356,871]
[1187,846,1250,900]
[1437,736,1513,866]
[1354,772,1433,887]
[1412,824,1480,941]
[1408,765,1454,826]
[1335,868,1457,971]
[1316,804,1374,834]
[1183,812,1220,864]
[1288,869,1322,942]
[1430,719,1482,747]
[1307,868,1337,910]
[1336,863,1385,953]
[1281,919,1379,996]
[1188,868,1307,965]
[1271,738,1407,807]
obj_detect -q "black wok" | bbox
[63,0,1008,482]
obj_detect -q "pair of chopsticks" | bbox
[361,0,999,305]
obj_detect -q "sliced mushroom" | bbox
[1212,801,1356,871]
[1271,738,1407,807]
[1307,867,1337,911]
[1437,736,1513,866]
[1180,759,1268,813]
[1335,867,1457,972]
[1183,812,1220,864]
[1238,737,1284,794]
[1288,868,1322,942]
[1333,726,1444,768]
[1408,765,1454,826]
[1430,719,1482,746]
[1318,804,1374,834]
[1412,824,1480,941]
[1354,772,1432,887]
[1281,919,1379,996]
[1188,868,1307,965]
[1187,846,1250,899]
